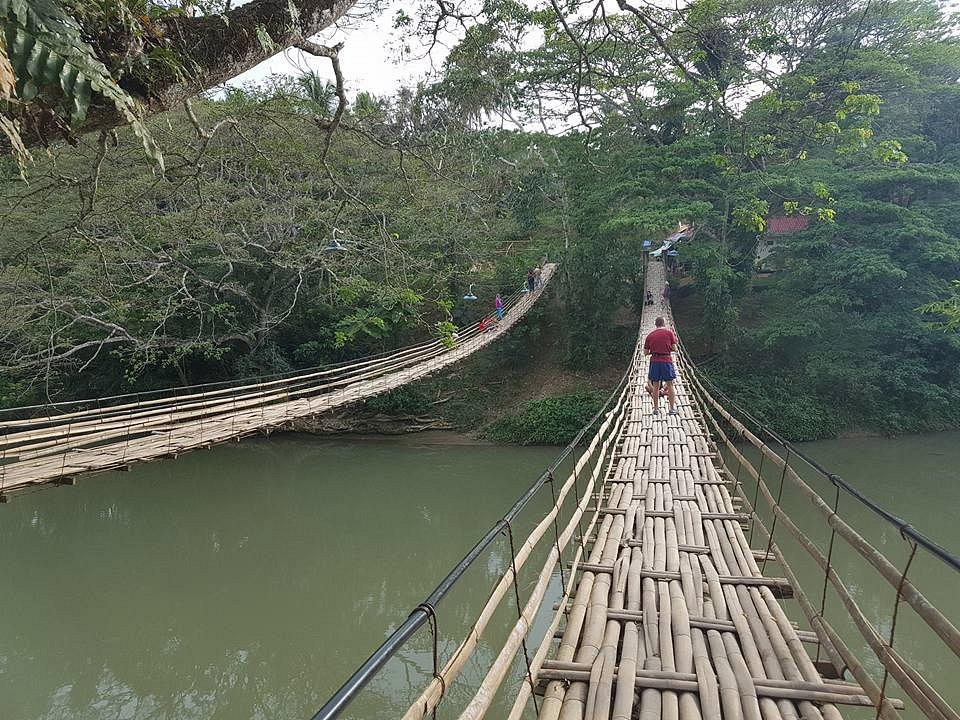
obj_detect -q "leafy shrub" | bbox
[365,387,432,415]
[483,393,603,445]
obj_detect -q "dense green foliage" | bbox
[482,392,603,445]
[0,83,559,403]
[2,0,960,441]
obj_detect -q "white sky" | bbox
[228,9,447,98]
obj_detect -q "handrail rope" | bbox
[0,337,454,431]
[453,380,634,720]
[311,336,635,720]
[401,354,638,720]
[669,287,953,720]
[503,434,623,720]
[694,391,904,720]
[676,339,960,573]
[679,351,949,720]
[0,277,545,422]
[1,335,466,450]
[451,268,657,719]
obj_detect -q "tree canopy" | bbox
[2,0,959,439]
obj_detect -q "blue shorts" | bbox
[648,361,676,382]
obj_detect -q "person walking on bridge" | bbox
[661,281,671,307]
[495,293,504,320]
[644,316,678,416]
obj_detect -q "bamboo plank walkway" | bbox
[0,265,555,494]
[527,260,864,720]
[320,256,947,720]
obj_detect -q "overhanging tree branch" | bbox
[7,0,359,149]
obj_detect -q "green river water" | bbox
[0,431,957,719]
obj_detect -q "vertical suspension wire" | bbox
[121,391,140,466]
[729,433,745,506]
[760,444,791,574]
[748,449,766,545]
[874,538,919,720]
[166,385,178,459]
[59,418,71,480]
[569,439,588,555]
[412,601,443,720]
[816,480,842,664]
[503,519,540,716]
[546,471,569,617]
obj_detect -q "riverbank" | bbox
[288,297,636,445]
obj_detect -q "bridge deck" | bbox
[532,260,858,720]
[0,265,555,494]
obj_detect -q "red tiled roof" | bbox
[767,215,810,235]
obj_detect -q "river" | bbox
[0,432,957,719]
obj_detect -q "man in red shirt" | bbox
[643,316,678,415]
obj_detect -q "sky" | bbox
[228,7,447,98]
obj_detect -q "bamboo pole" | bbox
[403,376,632,720]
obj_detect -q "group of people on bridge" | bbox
[477,263,545,333]
[644,281,671,307]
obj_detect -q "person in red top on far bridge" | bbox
[643,316,678,416]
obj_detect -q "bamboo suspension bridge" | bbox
[314,260,959,720]
[2,256,958,720]
[0,265,555,495]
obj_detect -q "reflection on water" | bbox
[0,436,557,720]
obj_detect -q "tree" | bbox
[1,0,356,161]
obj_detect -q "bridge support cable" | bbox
[680,342,959,720]
[0,265,557,494]
[311,341,637,720]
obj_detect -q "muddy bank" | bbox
[283,428,494,446]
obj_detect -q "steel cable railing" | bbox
[311,342,640,720]
[676,341,959,720]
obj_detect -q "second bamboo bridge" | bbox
[0,264,555,495]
